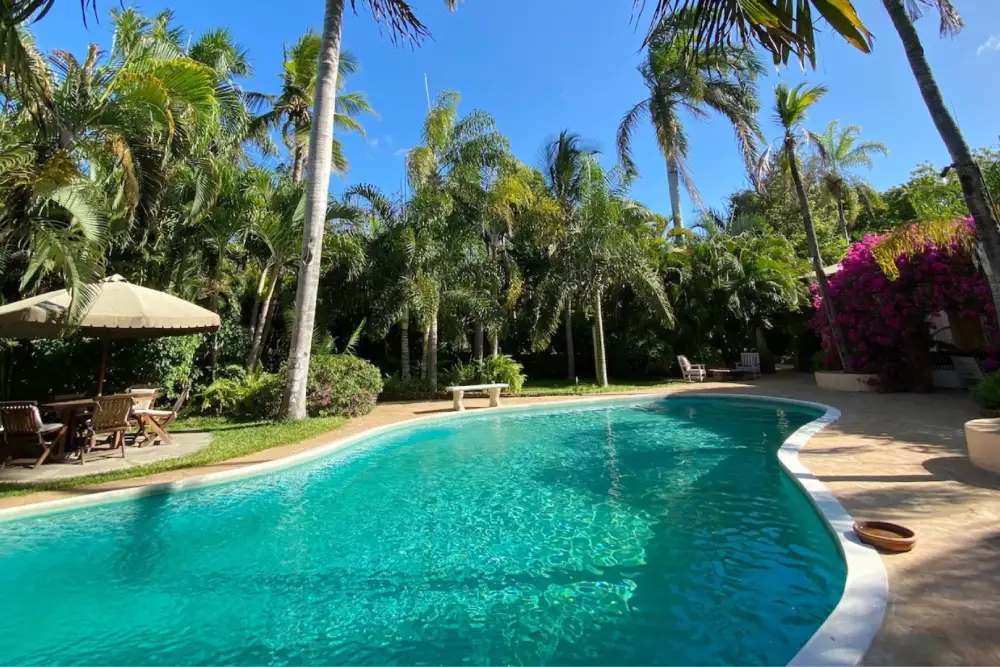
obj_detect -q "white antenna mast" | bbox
[424,73,431,110]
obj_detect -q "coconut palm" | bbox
[631,0,1000,319]
[814,121,887,241]
[282,0,459,419]
[250,32,374,184]
[766,82,850,370]
[617,18,764,229]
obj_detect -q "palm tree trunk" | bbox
[291,142,305,185]
[883,0,1000,319]
[667,157,683,230]
[248,267,268,343]
[593,292,608,387]
[489,333,499,357]
[786,138,850,371]
[420,328,428,383]
[247,270,279,370]
[400,306,411,383]
[565,300,575,380]
[281,0,345,419]
[836,192,850,242]
[428,310,439,392]
[258,282,282,366]
[473,320,484,361]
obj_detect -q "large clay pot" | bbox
[964,418,1000,475]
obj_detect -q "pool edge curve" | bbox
[0,392,888,667]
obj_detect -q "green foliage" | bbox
[973,372,1000,410]
[195,366,283,420]
[7,335,202,400]
[445,354,527,393]
[300,353,384,417]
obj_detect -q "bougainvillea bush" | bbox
[812,219,997,391]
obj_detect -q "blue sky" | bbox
[30,0,1000,224]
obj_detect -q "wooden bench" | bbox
[445,383,509,411]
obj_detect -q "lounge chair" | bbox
[737,352,762,379]
[677,355,706,382]
[132,385,189,447]
[0,401,68,468]
[77,394,135,464]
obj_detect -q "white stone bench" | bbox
[445,383,509,411]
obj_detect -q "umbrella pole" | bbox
[97,338,109,396]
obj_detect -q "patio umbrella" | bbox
[0,275,220,394]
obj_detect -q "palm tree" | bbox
[631,0,1000,320]
[405,90,509,390]
[768,82,850,370]
[250,32,374,184]
[814,121,887,241]
[617,18,764,229]
[540,131,597,380]
[282,0,459,419]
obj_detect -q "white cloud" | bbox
[367,137,379,149]
[977,35,1000,56]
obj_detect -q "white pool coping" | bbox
[0,392,887,666]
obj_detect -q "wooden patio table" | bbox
[40,399,96,460]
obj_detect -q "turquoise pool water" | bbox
[0,396,845,666]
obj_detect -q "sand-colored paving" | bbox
[2,374,997,665]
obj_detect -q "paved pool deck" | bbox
[1,374,997,665]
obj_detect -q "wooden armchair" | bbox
[78,394,135,464]
[0,401,67,468]
[677,355,706,382]
[127,386,160,441]
[132,385,189,447]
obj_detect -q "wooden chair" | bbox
[127,386,160,442]
[677,355,706,382]
[78,394,135,464]
[132,385,189,447]
[0,401,67,468]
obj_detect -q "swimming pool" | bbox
[0,396,850,665]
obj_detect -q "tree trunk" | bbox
[489,333,499,357]
[281,0,345,419]
[248,267,268,343]
[564,300,575,381]
[291,142,305,185]
[836,191,849,242]
[247,270,279,370]
[667,157,683,231]
[428,310,439,392]
[755,325,777,374]
[593,293,608,387]
[473,320,484,362]
[786,138,851,371]
[257,282,282,367]
[883,0,1000,320]
[400,306,411,383]
[420,328,428,383]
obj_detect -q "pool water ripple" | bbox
[0,396,845,665]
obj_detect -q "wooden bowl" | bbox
[853,521,916,553]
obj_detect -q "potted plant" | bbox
[965,372,1000,474]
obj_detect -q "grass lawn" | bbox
[519,378,681,396]
[0,415,345,498]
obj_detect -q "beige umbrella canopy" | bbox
[0,275,220,393]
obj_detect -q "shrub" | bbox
[7,334,202,401]
[444,354,526,393]
[302,353,383,418]
[973,372,1000,410]
[811,219,997,391]
[195,368,283,420]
